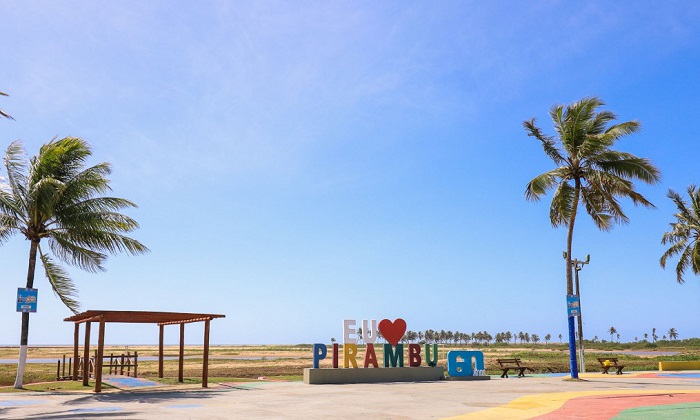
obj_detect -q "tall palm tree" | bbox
[668,328,679,341]
[524,96,661,378]
[660,185,700,283]
[1,90,13,120]
[0,138,149,388]
[609,326,617,343]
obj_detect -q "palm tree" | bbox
[532,334,540,344]
[1,90,13,121]
[644,333,648,342]
[652,328,658,343]
[616,333,620,343]
[545,334,551,346]
[0,138,149,388]
[558,333,563,343]
[668,328,679,341]
[660,185,700,283]
[524,96,661,378]
[609,327,617,343]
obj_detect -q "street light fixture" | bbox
[571,254,590,373]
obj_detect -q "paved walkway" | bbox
[1,371,700,419]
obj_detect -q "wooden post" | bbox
[203,318,211,388]
[158,324,164,378]
[134,351,138,378]
[82,322,91,386]
[178,323,185,383]
[73,323,79,381]
[95,316,106,393]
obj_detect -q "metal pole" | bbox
[571,255,589,373]
[575,266,585,373]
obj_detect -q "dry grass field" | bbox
[0,343,697,389]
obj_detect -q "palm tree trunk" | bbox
[14,240,39,389]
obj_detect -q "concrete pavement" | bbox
[1,371,700,419]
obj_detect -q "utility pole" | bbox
[572,255,590,373]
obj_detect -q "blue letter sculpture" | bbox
[447,350,485,377]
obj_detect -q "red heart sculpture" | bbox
[378,318,407,346]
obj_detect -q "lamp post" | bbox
[571,255,589,373]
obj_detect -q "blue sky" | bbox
[1,1,699,346]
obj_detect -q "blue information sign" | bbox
[566,294,580,317]
[17,288,38,313]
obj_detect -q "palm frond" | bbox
[4,141,28,209]
[601,120,641,141]
[27,177,64,224]
[592,152,661,185]
[30,138,92,185]
[48,234,107,272]
[548,181,574,227]
[580,187,613,231]
[66,230,149,256]
[660,186,700,283]
[525,170,559,202]
[38,246,80,313]
[692,240,700,277]
[0,211,20,242]
[57,197,138,223]
[0,90,13,120]
[57,163,112,206]
[564,96,604,153]
[686,184,700,225]
[660,238,687,266]
[589,110,618,137]
[523,119,564,165]
[674,245,694,284]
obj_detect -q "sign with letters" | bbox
[311,318,486,379]
[566,294,580,317]
[17,288,38,313]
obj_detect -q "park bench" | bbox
[496,358,531,378]
[597,357,625,375]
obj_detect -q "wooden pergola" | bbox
[64,310,225,392]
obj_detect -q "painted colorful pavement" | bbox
[454,372,700,419]
[102,375,163,390]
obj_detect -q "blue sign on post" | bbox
[17,288,38,313]
[566,294,580,317]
